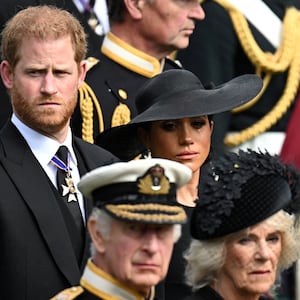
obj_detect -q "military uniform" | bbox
[72,32,182,143]
[51,259,153,300]
[177,0,300,156]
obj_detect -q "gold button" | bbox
[118,89,127,100]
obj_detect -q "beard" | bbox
[11,85,77,135]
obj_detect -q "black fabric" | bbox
[0,121,119,300]
[183,286,224,300]
[176,0,300,157]
[164,206,194,299]
[183,285,273,300]
[191,150,298,240]
[155,205,195,300]
[96,71,262,160]
[55,146,84,261]
[71,51,181,142]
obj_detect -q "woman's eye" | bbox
[191,120,206,128]
[268,235,280,243]
[238,237,251,245]
[161,122,176,131]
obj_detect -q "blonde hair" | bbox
[1,5,87,69]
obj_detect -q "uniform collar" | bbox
[81,259,145,300]
[101,32,165,78]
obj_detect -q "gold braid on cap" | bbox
[78,57,131,143]
[106,203,187,223]
[211,0,300,147]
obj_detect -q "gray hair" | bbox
[185,210,300,290]
[89,207,182,257]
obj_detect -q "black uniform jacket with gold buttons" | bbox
[71,32,182,144]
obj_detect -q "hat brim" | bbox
[96,74,263,160]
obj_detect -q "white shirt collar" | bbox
[11,114,77,170]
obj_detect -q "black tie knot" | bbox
[56,146,68,164]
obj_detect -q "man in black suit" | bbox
[0,6,117,300]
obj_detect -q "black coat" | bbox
[0,121,118,300]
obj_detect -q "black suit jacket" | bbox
[0,121,118,300]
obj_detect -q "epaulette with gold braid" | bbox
[85,56,100,71]
[50,286,84,300]
[212,0,300,147]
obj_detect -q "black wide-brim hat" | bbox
[96,69,263,160]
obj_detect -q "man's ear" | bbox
[0,61,14,89]
[124,0,145,19]
[77,60,87,89]
[88,218,106,253]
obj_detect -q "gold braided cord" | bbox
[230,6,298,114]
[111,103,131,128]
[214,0,298,71]
[78,82,104,143]
[212,0,300,147]
[225,45,300,147]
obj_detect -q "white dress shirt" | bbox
[11,114,86,223]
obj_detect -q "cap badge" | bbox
[137,164,170,195]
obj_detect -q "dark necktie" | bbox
[55,146,84,237]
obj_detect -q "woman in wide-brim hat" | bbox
[96,69,263,299]
[97,69,262,161]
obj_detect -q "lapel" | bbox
[73,140,93,270]
[0,122,80,284]
[72,138,95,217]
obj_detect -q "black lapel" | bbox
[0,122,80,284]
